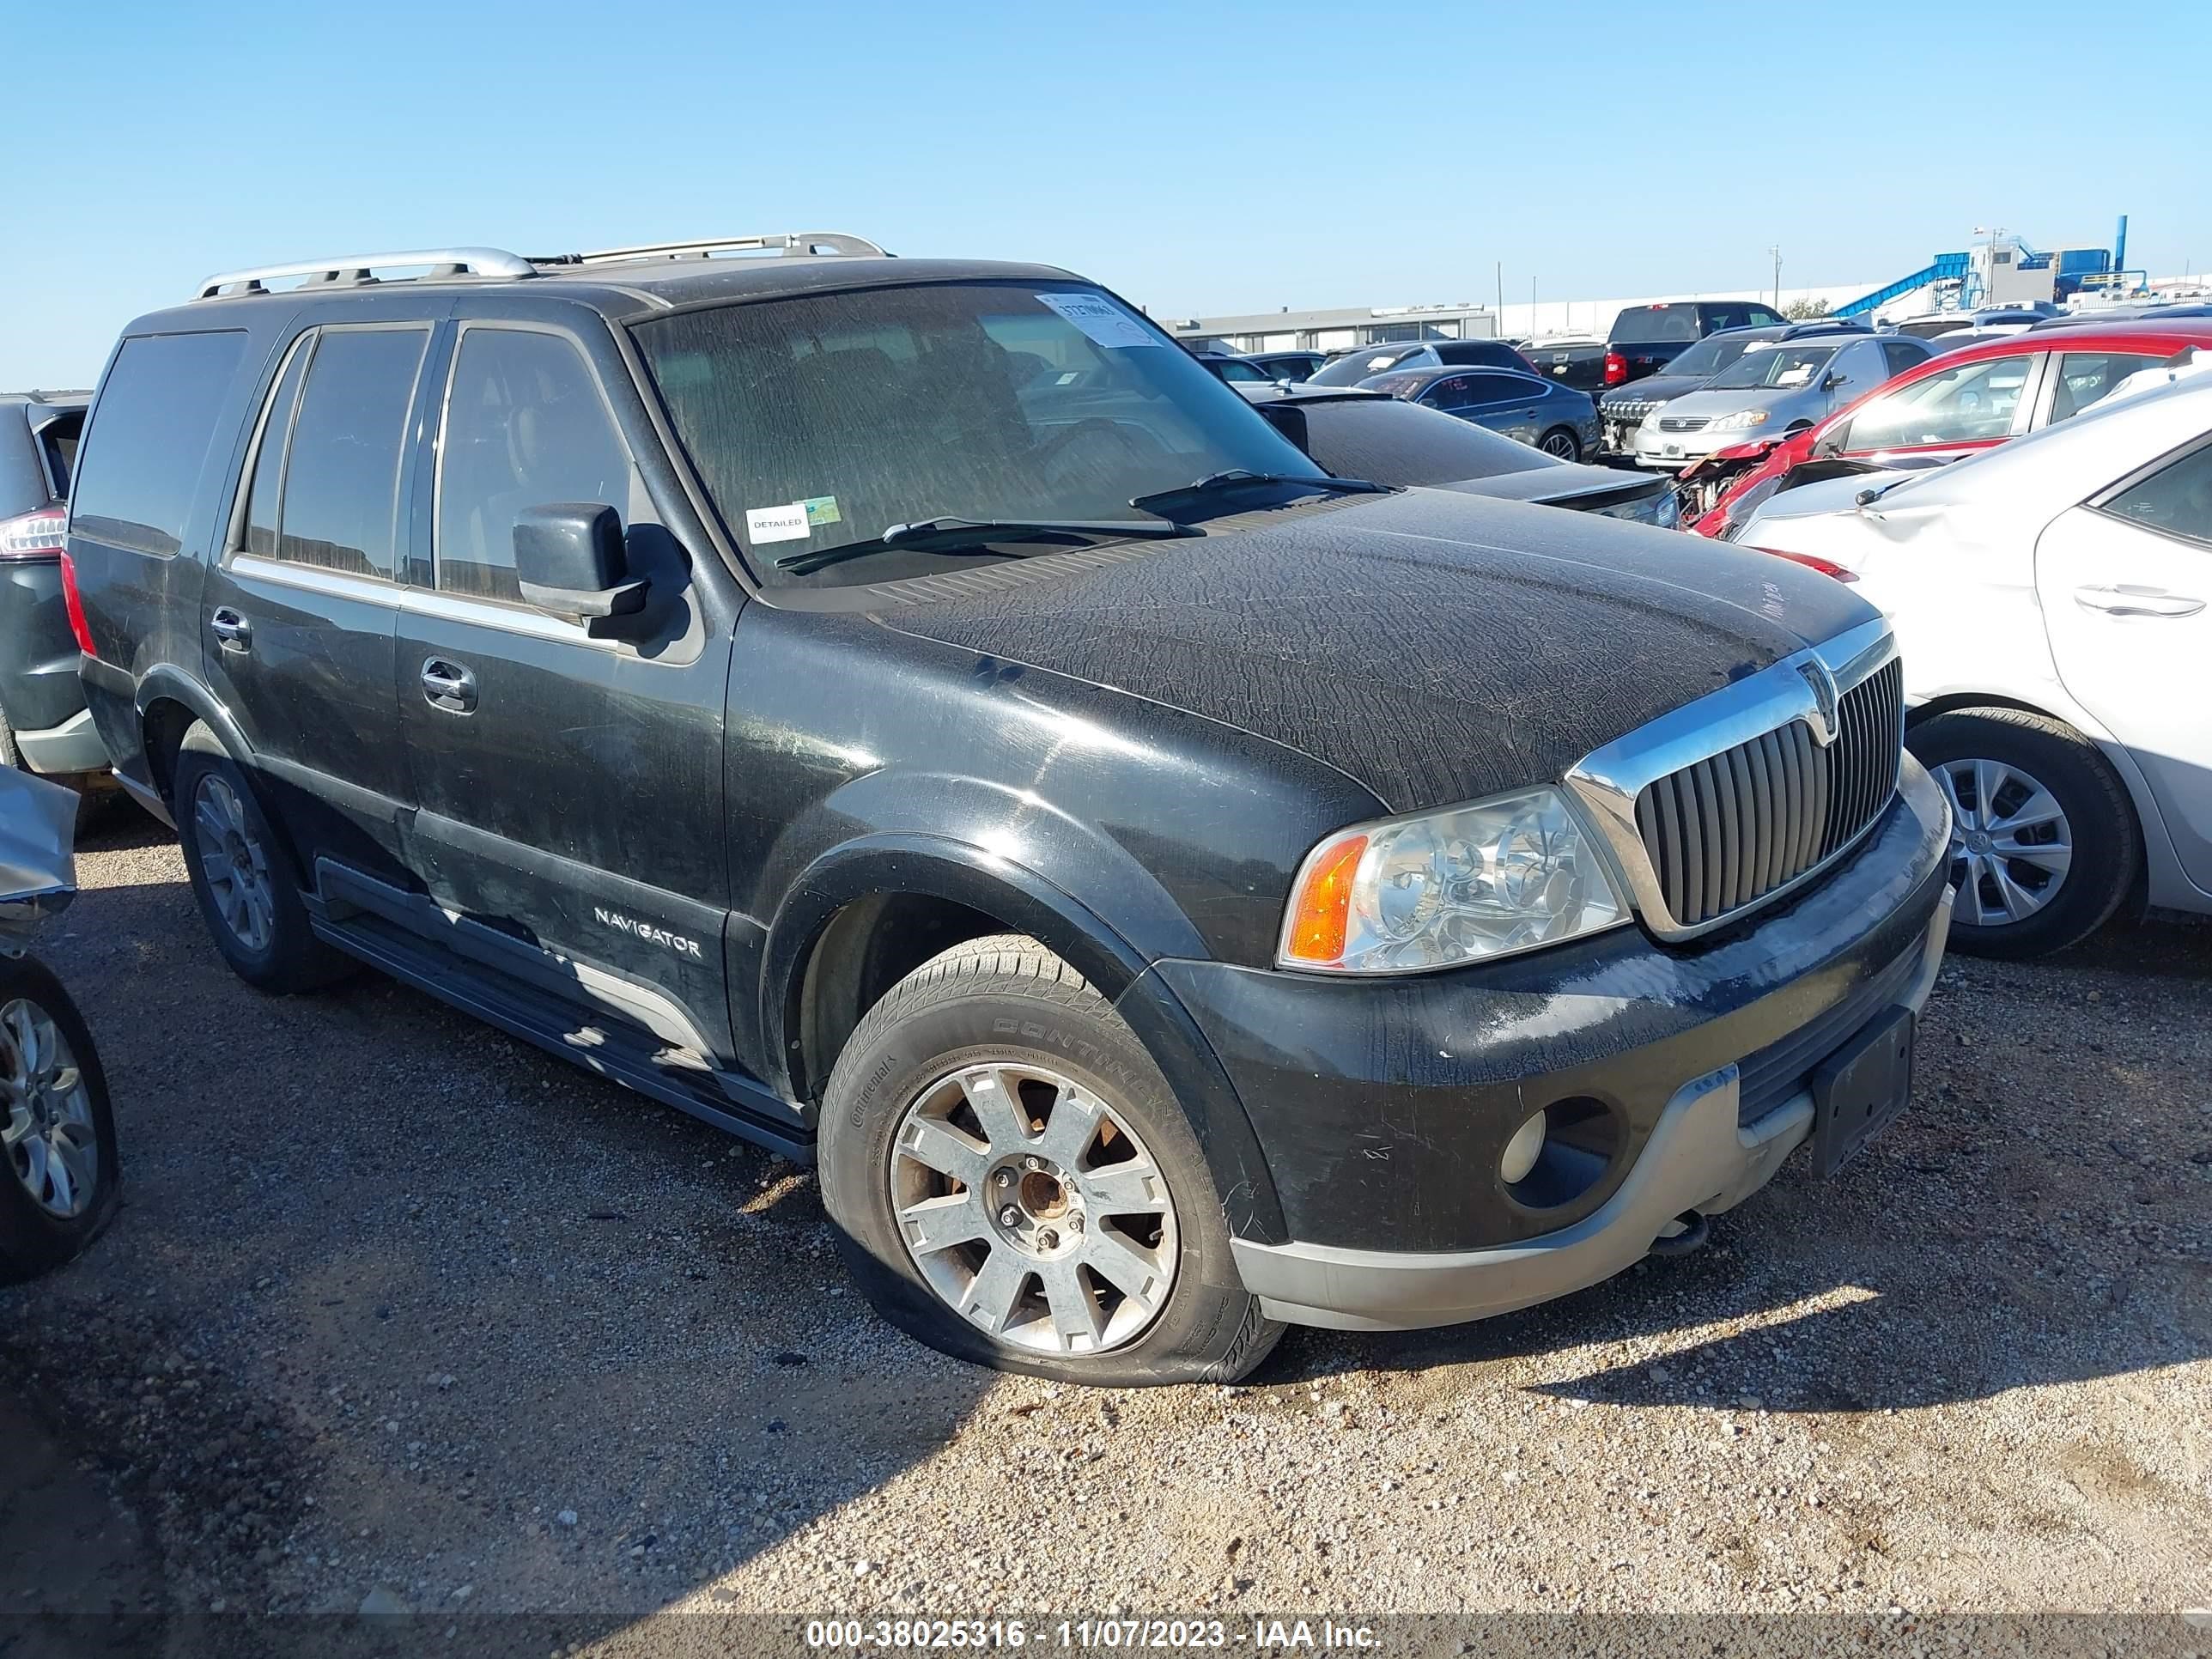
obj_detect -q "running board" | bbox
[304,891,814,1165]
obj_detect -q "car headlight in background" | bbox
[1278,789,1626,974]
[1592,487,1681,530]
[1705,409,1771,431]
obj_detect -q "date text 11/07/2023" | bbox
[803,1619,1382,1650]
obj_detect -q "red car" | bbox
[1684,321,2212,538]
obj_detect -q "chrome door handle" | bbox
[420,658,477,713]
[2072,584,2206,619]
[210,607,252,652]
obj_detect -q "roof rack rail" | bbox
[194,247,535,301]
[538,232,888,267]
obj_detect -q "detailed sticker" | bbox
[744,502,811,544]
[799,495,842,528]
[1035,291,1161,349]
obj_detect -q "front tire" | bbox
[172,725,354,994]
[0,956,118,1285]
[817,935,1281,1386]
[1907,708,2139,958]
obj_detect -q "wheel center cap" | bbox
[989,1155,1082,1255]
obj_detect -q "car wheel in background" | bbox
[817,933,1281,1386]
[172,723,355,994]
[0,955,118,1285]
[1907,708,2139,958]
[1539,428,1582,460]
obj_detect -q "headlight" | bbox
[1278,788,1626,974]
[1593,487,1680,530]
[1706,409,1771,431]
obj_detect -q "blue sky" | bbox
[8,0,2205,386]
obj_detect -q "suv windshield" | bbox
[1607,306,1699,345]
[1308,346,1425,386]
[1666,334,1759,380]
[634,283,1328,584]
[1705,343,1835,391]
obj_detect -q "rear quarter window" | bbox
[72,331,250,556]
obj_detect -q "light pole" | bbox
[1769,245,1782,310]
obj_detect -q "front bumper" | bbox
[1634,426,1759,470]
[1155,758,1953,1331]
[1231,888,1949,1329]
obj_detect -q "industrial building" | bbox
[1163,222,2154,353]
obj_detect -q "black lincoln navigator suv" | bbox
[67,234,1953,1385]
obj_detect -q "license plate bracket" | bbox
[1810,1006,1915,1177]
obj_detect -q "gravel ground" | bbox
[2,814,2207,1653]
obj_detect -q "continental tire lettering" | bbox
[592,905,705,960]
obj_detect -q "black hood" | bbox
[872,489,1876,813]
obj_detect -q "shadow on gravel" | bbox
[0,813,996,1656]
[1256,915,2212,1416]
[5,814,2207,1654]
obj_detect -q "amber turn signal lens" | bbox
[1283,834,1367,965]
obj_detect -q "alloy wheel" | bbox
[0,997,96,1218]
[1540,430,1579,459]
[890,1061,1179,1357]
[192,775,276,953]
[1930,756,2074,927]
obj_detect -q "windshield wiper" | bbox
[1128,470,1393,516]
[774,515,1195,576]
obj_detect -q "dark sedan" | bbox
[1249,387,1678,526]
[1356,364,1601,459]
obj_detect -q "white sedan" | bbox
[1732,368,2212,957]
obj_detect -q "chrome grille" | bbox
[1657,415,1709,433]
[1632,659,1904,930]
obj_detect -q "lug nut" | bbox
[1066,1213,1085,1234]
[1036,1228,1060,1250]
[1023,1156,1044,1173]
[993,1170,1012,1189]
[999,1205,1020,1227]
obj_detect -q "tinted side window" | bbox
[437,328,632,604]
[1456,373,1534,406]
[2050,352,2160,423]
[37,412,82,500]
[242,336,312,558]
[1881,342,1926,378]
[273,328,428,580]
[2097,441,2212,549]
[71,331,250,556]
[1420,375,1474,409]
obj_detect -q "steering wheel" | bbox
[1034,417,1155,474]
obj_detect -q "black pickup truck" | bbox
[1604,300,1789,389]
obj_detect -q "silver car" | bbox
[1634,332,1932,471]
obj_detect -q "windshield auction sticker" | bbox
[1036,291,1161,349]
[745,502,811,543]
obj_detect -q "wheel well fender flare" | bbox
[763,836,1288,1243]
[132,667,253,802]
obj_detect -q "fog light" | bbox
[1500,1111,1547,1185]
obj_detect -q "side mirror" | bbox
[1822,372,1845,391]
[514,505,649,630]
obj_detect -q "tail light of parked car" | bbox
[0,504,67,561]
[1747,546,1858,583]
[0,505,96,654]
[1602,350,1627,387]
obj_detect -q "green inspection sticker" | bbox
[800,495,842,527]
